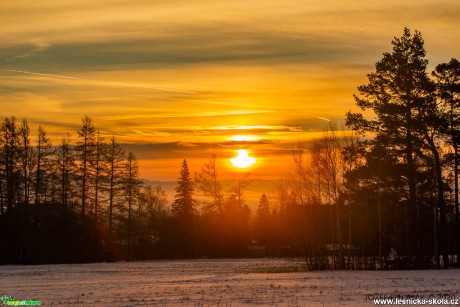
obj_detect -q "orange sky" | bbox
[1,0,459,181]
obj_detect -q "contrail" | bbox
[9,69,196,94]
[9,69,267,107]
[315,116,331,122]
[10,69,83,81]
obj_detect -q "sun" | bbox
[230,149,256,169]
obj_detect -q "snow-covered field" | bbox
[1,259,459,306]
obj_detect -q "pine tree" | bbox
[433,58,460,254]
[346,28,447,267]
[172,159,195,218]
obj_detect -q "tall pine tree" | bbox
[346,28,448,267]
[171,159,196,258]
[172,159,195,218]
[433,58,460,257]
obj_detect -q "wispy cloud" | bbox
[9,69,195,94]
[6,41,50,61]
[315,116,331,122]
[1,0,459,180]
[97,110,277,121]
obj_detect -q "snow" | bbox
[0,259,459,306]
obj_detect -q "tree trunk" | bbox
[109,159,114,235]
[406,110,420,267]
[424,129,449,268]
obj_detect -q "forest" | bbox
[0,28,459,269]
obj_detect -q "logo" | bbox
[0,295,41,306]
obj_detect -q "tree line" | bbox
[1,28,459,269]
[0,116,168,263]
[168,28,460,269]
[282,28,460,269]
[275,28,460,269]
[345,28,460,269]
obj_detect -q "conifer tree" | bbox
[346,28,448,267]
[172,159,195,218]
[433,58,460,255]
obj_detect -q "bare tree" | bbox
[56,134,76,207]
[34,126,53,206]
[105,136,125,235]
[1,117,20,211]
[19,120,33,207]
[195,155,223,215]
[138,185,168,252]
[123,152,142,257]
[76,116,96,218]
[433,58,460,256]
[92,131,105,228]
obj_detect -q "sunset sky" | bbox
[1,0,459,181]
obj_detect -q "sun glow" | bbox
[228,135,260,141]
[230,149,256,169]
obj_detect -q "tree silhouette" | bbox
[172,159,195,218]
[35,126,53,206]
[123,152,142,258]
[433,58,460,255]
[76,116,96,218]
[105,136,125,236]
[170,159,197,257]
[346,28,453,267]
[2,28,460,265]
[56,134,75,208]
[256,193,271,250]
[19,119,32,207]
[92,131,105,230]
[138,185,168,257]
[1,117,20,212]
[195,155,223,215]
